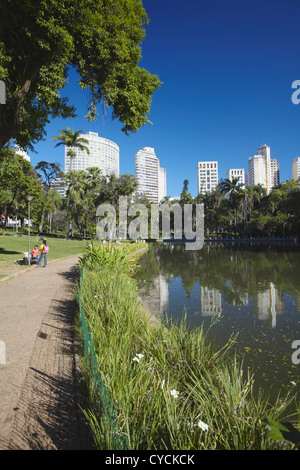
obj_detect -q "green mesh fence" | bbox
[78,265,128,450]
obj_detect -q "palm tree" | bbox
[219,177,243,235]
[219,177,242,200]
[64,170,87,237]
[245,184,265,220]
[52,127,90,171]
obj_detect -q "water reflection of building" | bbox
[200,286,222,316]
[159,275,169,312]
[141,274,169,314]
[225,280,249,306]
[254,282,283,328]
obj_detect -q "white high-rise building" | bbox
[197,161,218,194]
[292,157,300,181]
[65,131,119,177]
[14,145,30,162]
[135,147,166,202]
[248,144,279,194]
[248,154,268,192]
[158,167,167,203]
[226,168,245,187]
[270,159,280,187]
[258,144,271,193]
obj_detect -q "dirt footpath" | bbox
[0,256,90,450]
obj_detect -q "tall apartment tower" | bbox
[226,168,245,187]
[292,157,300,181]
[64,131,119,177]
[135,147,166,203]
[270,159,280,187]
[197,161,218,194]
[158,167,167,203]
[248,144,279,194]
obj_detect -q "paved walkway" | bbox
[0,256,90,450]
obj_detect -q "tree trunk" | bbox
[39,211,45,233]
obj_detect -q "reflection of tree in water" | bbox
[136,243,300,305]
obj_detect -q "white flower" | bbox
[170,389,179,399]
[198,420,209,432]
[290,381,296,386]
[94,295,98,298]
[132,354,144,363]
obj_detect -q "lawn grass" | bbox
[0,232,87,277]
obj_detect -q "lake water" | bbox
[135,242,300,397]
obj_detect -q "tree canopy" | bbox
[0,0,161,150]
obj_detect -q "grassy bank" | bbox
[78,242,299,450]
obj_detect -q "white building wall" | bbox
[197,161,218,194]
[135,147,166,203]
[257,144,271,193]
[248,155,267,189]
[14,145,30,162]
[226,168,245,187]
[270,159,280,187]
[65,131,119,177]
[158,167,167,202]
[292,157,300,181]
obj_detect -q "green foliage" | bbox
[35,161,62,189]
[195,180,300,238]
[264,418,300,448]
[79,240,143,274]
[0,0,161,150]
[78,243,298,450]
[97,173,138,206]
[0,148,45,230]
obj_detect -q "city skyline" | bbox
[19,0,300,197]
[17,131,296,199]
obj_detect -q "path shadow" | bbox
[7,261,90,450]
[10,365,90,450]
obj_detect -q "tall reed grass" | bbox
[78,242,298,450]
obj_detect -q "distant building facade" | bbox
[270,158,280,187]
[197,161,218,194]
[65,131,119,177]
[50,177,67,197]
[226,168,245,187]
[158,167,167,203]
[292,157,300,181]
[248,144,279,194]
[14,145,30,162]
[135,147,166,203]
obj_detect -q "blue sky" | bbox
[28,0,300,197]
